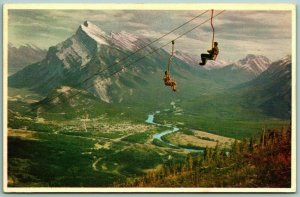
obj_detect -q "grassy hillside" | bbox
[122,126,291,187]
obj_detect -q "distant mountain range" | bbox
[235,54,272,76]
[8,21,291,119]
[8,43,47,76]
[236,55,291,119]
[174,50,272,75]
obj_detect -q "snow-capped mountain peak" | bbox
[203,59,229,70]
[265,55,291,77]
[235,54,272,75]
[77,21,109,45]
[110,30,150,52]
[77,22,149,52]
[174,50,199,66]
[278,55,291,66]
[111,31,138,42]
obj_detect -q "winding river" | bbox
[146,111,203,153]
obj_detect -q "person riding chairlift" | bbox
[199,41,219,66]
[163,70,176,92]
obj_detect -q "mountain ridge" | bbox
[234,54,272,76]
[9,21,186,103]
[8,21,291,119]
[8,43,47,76]
[234,55,291,119]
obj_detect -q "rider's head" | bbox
[214,42,218,46]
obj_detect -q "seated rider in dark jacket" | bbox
[199,42,219,66]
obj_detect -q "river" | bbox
[146,111,203,153]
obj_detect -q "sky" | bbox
[8,9,292,62]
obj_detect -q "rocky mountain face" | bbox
[8,21,187,103]
[234,54,272,76]
[237,55,291,118]
[216,54,272,76]
[202,54,272,87]
[8,44,47,75]
[174,50,199,67]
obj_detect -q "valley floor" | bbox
[7,116,238,187]
[6,88,291,187]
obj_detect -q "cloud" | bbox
[8,9,292,62]
[126,22,148,29]
[212,11,291,41]
[10,21,73,32]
